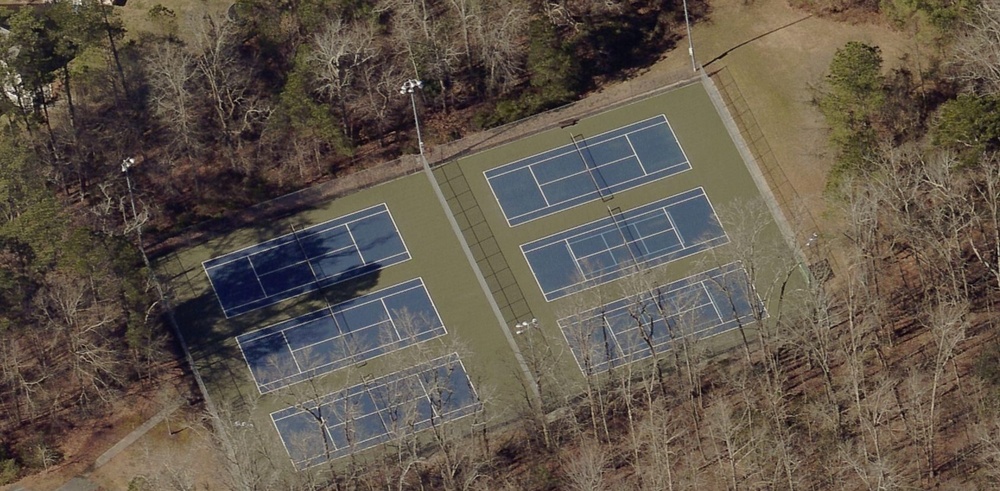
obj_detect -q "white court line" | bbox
[245,257,268,296]
[238,279,425,341]
[203,203,390,270]
[484,115,669,180]
[291,226,320,286]
[527,166,552,207]
[269,413,297,469]
[411,368,439,420]
[282,331,304,374]
[567,229,621,275]
[544,232,728,303]
[599,314,626,363]
[564,241,591,285]
[662,209,684,248]
[252,280,450,393]
[662,116,693,174]
[536,152,634,190]
[234,334,266,396]
[701,280,725,324]
[247,242,351,280]
[379,298,402,340]
[221,250,411,319]
[344,224,366,264]
[269,353,467,422]
[521,188,707,252]
[486,116,683,226]
[204,204,412,316]
[202,261,232,318]
[324,420,339,453]
[273,354,478,467]
[557,265,746,374]
[361,384,392,444]
[382,206,412,262]
[506,161,693,226]
[624,133,648,175]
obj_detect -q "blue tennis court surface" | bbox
[485,115,689,226]
[237,278,446,394]
[522,188,728,301]
[270,353,480,469]
[558,263,761,373]
[203,203,410,318]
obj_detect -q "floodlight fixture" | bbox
[400,79,426,157]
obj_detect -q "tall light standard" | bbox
[121,157,147,264]
[682,0,697,72]
[515,318,539,336]
[399,79,543,404]
[400,79,425,158]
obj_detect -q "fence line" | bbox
[150,67,702,259]
[708,66,836,277]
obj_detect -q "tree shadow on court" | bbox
[168,264,383,407]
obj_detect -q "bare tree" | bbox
[917,297,969,478]
[952,0,1000,95]
[561,438,610,491]
[704,398,748,490]
[474,0,529,95]
[189,12,270,171]
[310,16,378,142]
[969,153,1000,291]
[145,42,200,157]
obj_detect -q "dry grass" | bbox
[117,0,231,41]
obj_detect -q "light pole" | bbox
[515,318,539,336]
[121,157,146,261]
[400,79,425,158]
[399,78,543,404]
[682,0,697,72]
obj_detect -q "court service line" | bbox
[520,188,708,251]
[503,161,695,226]
[623,133,648,175]
[662,210,684,248]
[528,166,552,207]
[702,281,725,323]
[344,224,366,264]
[483,115,669,180]
[245,258,268,297]
[202,203,390,269]
[380,298,403,340]
[202,262,231,317]
[281,331,304,374]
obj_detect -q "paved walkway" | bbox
[93,400,183,469]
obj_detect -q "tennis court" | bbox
[558,262,761,373]
[521,187,728,301]
[270,353,480,469]
[484,115,689,226]
[203,203,410,318]
[237,278,446,394]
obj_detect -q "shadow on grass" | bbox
[703,14,814,69]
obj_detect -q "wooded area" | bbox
[4,0,1000,488]
[0,0,693,483]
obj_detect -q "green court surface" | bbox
[159,172,529,454]
[435,79,796,379]
[157,77,798,470]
